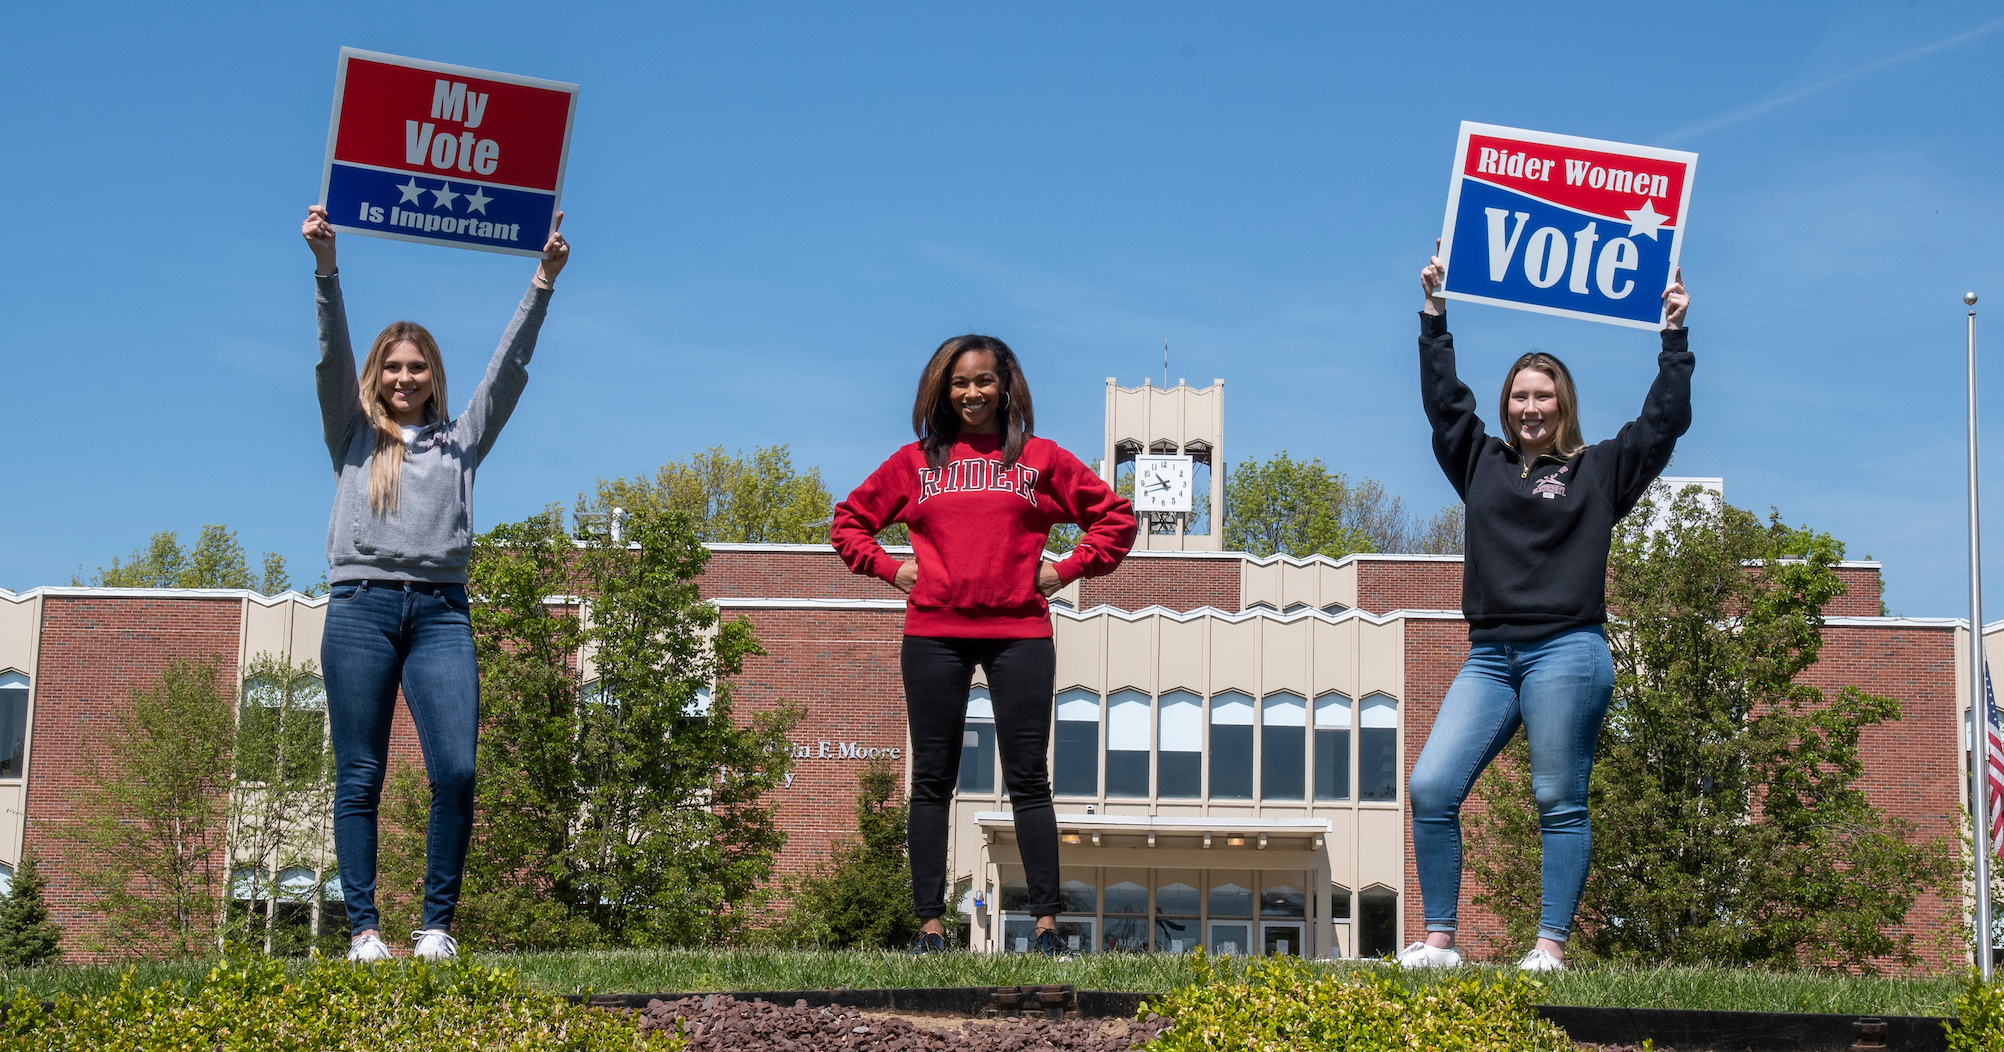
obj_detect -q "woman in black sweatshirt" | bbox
[1398,241,1692,973]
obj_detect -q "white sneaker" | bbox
[1517,947,1566,972]
[411,929,459,961]
[1393,940,1462,968]
[346,932,394,962]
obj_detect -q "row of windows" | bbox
[985,871,1398,957]
[960,687,1400,802]
[229,866,348,957]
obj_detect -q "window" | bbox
[236,674,328,783]
[1261,692,1306,801]
[231,865,344,957]
[1262,883,1307,959]
[1054,689,1100,797]
[1158,690,1202,798]
[1209,691,1254,800]
[1261,884,1305,918]
[1105,689,1150,797]
[1154,880,1200,953]
[960,687,996,793]
[1358,885,1399,959]
[1359,694,1399,802]
[1059,879,1097,914]
[0,672,27,779]
[1314,692,1352,801]
[1207,879,1254,958]
[1105,881,1148,914]
[1208,881,1253,918]
[685,685,713,718]
[1103,880,1148,953]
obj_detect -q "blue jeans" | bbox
[1407,626,1613,944]
[322,580,480,935]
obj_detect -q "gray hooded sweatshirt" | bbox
[315,272,552,584]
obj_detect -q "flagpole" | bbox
[1969,289,1992,980]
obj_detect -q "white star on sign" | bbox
[431,182,459,210]
[462,185,492,215]
[1624,199,1669,240]
[397,177,425,205]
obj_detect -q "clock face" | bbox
[1133,455,1194,513]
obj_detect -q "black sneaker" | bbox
[1033,928,1066,958]
[910,931,947,955]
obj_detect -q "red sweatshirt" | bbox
[831,433,1137,639]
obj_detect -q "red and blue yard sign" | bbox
[319,49,577,258]
[1438,122,1696,330]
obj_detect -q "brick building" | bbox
[0,543,1977,967]
[0,379,1977,966]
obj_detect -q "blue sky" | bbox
[2,2,2001,616]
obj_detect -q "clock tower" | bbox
[1103,377,1224,552]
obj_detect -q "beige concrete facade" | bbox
[950,603,1430,958]
[1104,378,1224,552]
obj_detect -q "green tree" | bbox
[225,655,337,957]
[382,506,800,949]
[1466,488,1953,969]
[70,656,236,957]
[0,852,64,967]
[783,758,918,949]
[1334,479,1464,555]
[1222,452,1375,559]
[581,445,833,544]
[79,525,290,594]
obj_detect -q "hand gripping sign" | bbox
[1438,122,1696,330]
[319,49,577,257]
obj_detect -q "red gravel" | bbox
[635,994,1170,1051]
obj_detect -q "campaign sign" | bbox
[1438,122,1696,330]
[319,49,577,257]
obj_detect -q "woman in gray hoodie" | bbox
[301,204,569,962]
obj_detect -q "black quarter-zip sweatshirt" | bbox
[1419,310,1694,642]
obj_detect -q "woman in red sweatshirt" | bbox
[832,335,1137,956]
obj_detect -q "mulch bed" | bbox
[630,994,1913,1051]
[635,994,1169,1051]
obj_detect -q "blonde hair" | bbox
[358,321,448,515]
[1497,352,1586,459]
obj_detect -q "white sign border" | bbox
[318,47,580,259]
[1437,121,1697,332]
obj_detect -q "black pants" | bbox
[902,635,1060,919]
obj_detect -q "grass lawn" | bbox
[0,949,1966,1017]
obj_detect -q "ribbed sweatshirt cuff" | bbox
[1420,309,1448,338]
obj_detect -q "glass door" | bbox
[1054,918,1096,955]
[1262,923,1304,957]
[1207,921,1252,957]
[1001,915,1036,953]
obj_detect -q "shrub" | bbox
[0,955,678,1051]
[0,855,62,968]
[1949,972,2004,1052]
[778,759,919,950]
[1142,953,1572,1052]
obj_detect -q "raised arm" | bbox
[456,215,570,466]
[305,206,362,469]
[1606,269,1695,515]
[1417,240,1489,498]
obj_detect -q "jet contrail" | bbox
[1659,16,2004,145]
